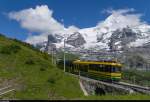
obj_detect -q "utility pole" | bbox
[54,51,57,65]
[64,39,66,72]
[133,76,135,84]
[52,49,53,64]
[79,70,80,79]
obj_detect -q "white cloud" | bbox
[103,8,135,15]
[8,5,79,44]
[26,34,48,44]
[8,6,147,45]
[98,8,145,30]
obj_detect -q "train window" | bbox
[96,64,99,71]
[119,67,121,71]
[89,64,92,70]
[89,64,93,70]
[111,66,121,72]
[109,65,112,72]
[104,65,111,72]
[99,64,103,72]
[109,66,111,72]
[95,65,98,71]
[80,65,84,69]
[79,64,88,72]
[116,67,121,72]
[76,64,77,69]
[111,67,116,72]
[89,64,98,71]
[115,67,119,72]
[101,65,106,72]
[80,65,87,72]
[93,65,96,71]
[99,64,103,68]
[85,65,88,72]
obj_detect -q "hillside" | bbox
[0,34,83,100]
[1,34,150,100]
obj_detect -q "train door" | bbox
[73,64,79,74]
[79,64,88,76]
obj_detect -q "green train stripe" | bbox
[80,71,112,79]
[87,73,112,81]
[87,71,121,78]
[88,70,121,76]
[80,71,121,80]
[88,72,110,78]
[87,74,121,81]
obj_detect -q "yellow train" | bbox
[58,59,122,82]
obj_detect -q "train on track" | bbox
[57,59,122,82]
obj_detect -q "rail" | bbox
[66,72,150,94]
[114,81,150,94]
[0,85,15,96]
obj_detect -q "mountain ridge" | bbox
[38,13,150,53]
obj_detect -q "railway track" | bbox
[114,81,150,94]
[66,72,150,94]
[80,76,135,93]
[0,85,15,96]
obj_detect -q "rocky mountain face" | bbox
[43,26,150,52]
[108,27,138,50]
[66,32,86,48]
[45,35,57,54]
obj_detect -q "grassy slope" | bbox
[0,34,150,100]
[122,69,150,86]
[0,35,83,100]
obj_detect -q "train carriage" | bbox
[72,60,122,82]
[57,59,122,82]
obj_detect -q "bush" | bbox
[47,72,61,84]
[25,58,35,65]
[47,77,56,84]
[12,38,40,52]
[0,44,21,54]
[42,52,50,60]
[40,67,46,71]
[39,63,49,71]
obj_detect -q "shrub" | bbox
[0,44,21,54]
[39,63,49,71]
[47,72,61,84]
[12,38,40,52]
[0,46,11,54]
[42,52,50,60]
[25,58,35,65]
[47,77,56,84]
[40,67,46,71]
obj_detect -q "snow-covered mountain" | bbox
[38,13,150,53]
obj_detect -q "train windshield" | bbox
[111,66,121,72]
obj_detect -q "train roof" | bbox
[73,60,122,67]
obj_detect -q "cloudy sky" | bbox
[0,0,150,44]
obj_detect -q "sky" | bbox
[0,0,150,42]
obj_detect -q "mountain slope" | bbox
[0,34,83,99]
